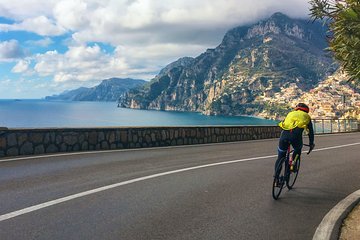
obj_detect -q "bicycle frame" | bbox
[287,146,294,168]
[288,143,310,169]
[272,144,311,199]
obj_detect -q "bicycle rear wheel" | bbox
[286,158,301,189]
[272,157,286,200]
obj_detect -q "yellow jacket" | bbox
[279,110,311,130]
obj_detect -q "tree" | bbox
[309,0,360,83]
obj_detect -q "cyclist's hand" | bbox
[307,143,315,154]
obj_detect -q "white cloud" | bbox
[0,0,313,97]
[34,50,60,76]
[0,40,25,61]
[0,0,309,45]
[117,43,206,69]
[33,45,132,83]
[28,42,206,84]
[0,0,58,20]
[1,0,312,47]
[0,16,66,36]
[53,0,90,31]
[121,0,155,29]
[26,37,54,47]
[65,44,102,61]
[12,59,30,73]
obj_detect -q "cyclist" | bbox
[275,103,315,173]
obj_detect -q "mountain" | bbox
[119,12,337,118]
[45,87,91,101]
[46,78,146,102]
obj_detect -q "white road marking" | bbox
[0,142,359,222]
[312,190,360,240]
[0,154,276,222]
[311,142,360,152]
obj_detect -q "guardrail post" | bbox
[330,119,333,133]
[344,120,347,132]
[338,119,340,133]
[322,119,325,134]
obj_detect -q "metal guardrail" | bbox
[312,119,359,134]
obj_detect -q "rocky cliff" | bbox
[119,13,337,118]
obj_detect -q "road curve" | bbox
[0,132,359,240]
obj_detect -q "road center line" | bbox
[0,142,359,222]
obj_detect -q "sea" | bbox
[0,99,276,128]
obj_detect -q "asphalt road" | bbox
[0,132,359,240]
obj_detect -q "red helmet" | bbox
[295,103,309,113]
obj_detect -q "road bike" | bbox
[272,144,311,200]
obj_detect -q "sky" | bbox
[0,0,311,99]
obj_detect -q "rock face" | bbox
[119,12,336,117]
[46,78,146,102]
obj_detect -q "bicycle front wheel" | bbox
[272,157,286,200]
[286,158,301,189]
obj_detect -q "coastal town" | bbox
[301,74,360,120]
[259,72,360,120]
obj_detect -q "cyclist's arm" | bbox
[307,120,315,154]
[308,120,314,144]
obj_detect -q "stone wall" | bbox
[0,126,281,158]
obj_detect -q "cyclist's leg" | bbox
[275,130,290,172]
[290,128,304,168]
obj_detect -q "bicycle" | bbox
[272,144,311,200]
